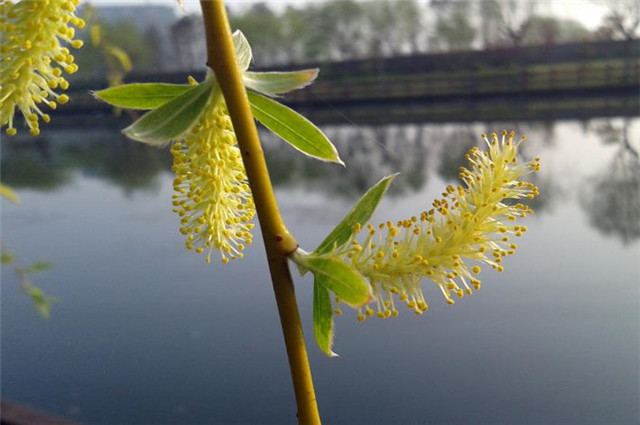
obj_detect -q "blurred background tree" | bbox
[594,0,639,40]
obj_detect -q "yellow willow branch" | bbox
[199,1,322,424]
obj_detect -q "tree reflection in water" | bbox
[262,124,430,197]
[2,119,637,242]
[581,119,640,244]
[1,131,172,197]
[1,138,71,192]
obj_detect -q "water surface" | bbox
[2,118,638,424]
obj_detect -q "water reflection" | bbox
[434,126,476,182]
[1,132,171,197]
[2,118,638,241]
[2,117,638,425]
[581,119,640,244]
[263,125,429,196]
[1,139,70,191]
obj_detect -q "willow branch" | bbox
[199,1,322,424]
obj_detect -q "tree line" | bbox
[227,0,639,66]
[72,0,640,74]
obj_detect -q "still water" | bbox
[2,118,638,425]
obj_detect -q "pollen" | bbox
[323,131,539,320]
[0,0,84,135]
[171,95,255,264]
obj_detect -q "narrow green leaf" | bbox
[314,174,398,255]
[313,280,337,357]
[247,91,343,165]
[93,83,192,110]
[123,76,216,146]
[243,69,319,97]
[303,256,371,308]
[233,30,252,71]
[22,284,57,319]
[24,260,54,274]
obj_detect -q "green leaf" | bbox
[22,284,57,319]
[314,174,398,255]
[1,250,14,265]
[233,30,252,71]
[93,83,192,110]
[302,255,371,308]
[243,69,319,97]
[123,75,216,146]
[24,260,54,274]
[313,280,337,357]
[247,91,343,165]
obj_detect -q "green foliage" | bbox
[314,174,397,255]
[313,281,336,357]
[292,249,371,355]
[1,240,57,318]
[243,70,318,97]
[93,83,193,110]
[98,31,329,167]
[24,260,54,274]
[22,284,58,319]
[1,250,14,265]
[247,91,342,165]
[233,30,253,71]
[123,75,216,145]
[295,254,371,308]
[292,175,397,354]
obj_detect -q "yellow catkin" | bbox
[332,130,540,320]
[0,0,84,135]
[171,94,255,264]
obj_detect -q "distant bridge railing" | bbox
[285,60,640,105]
[66,58,639,112]
[52,39,639,125]
[264,38,640,80]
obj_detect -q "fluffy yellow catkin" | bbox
[330,130,540,320]
[0,0,85,136]
[170,93,255,265]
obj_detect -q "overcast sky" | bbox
[87,0,609,30]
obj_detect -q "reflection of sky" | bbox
[1,118,638,424]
